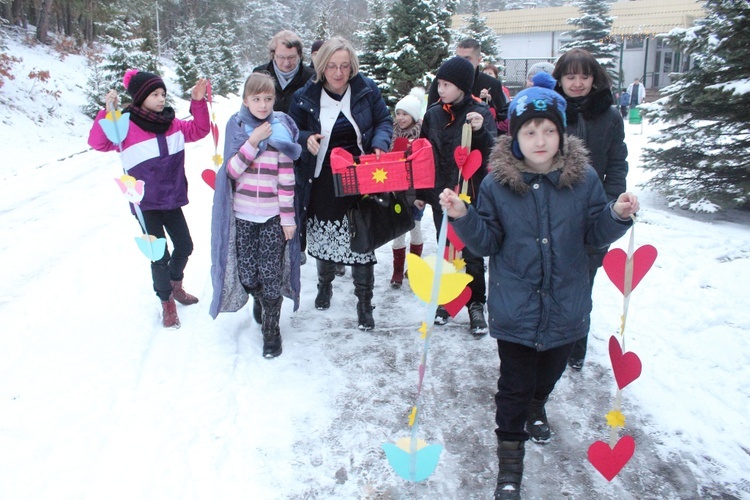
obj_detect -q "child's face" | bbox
[517,118,560,172]
[141,88,166,113]
[395,109,416,130]
[560,73,593,98]
[243,92,275,120]
[437,80,464,104]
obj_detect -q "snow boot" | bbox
[315,260,336,310]
[352,264,375,330]
[170,280,199,305]
[468,302,489,336]
[404,243,423,279]
[261,296,283,358]
[245,285,263,324]
[494,440,524,499]
[525,397,551,443]
[434,305,449,325]
[335,264,346,277]
[390,247,406,287]
[161,295,181,329]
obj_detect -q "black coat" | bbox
[556,86,629,268]
[253,61,315,113]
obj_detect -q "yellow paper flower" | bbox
[459,193,471,204]
[452,257,466,271]
[212,154,223,166]
[406,254,473,305]
[419,322,428,338]
[408,406,417,427]
[606,410,626,428]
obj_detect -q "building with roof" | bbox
[453,0,706,94]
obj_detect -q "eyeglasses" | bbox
[274,54,299,63]
[325,63,351,72]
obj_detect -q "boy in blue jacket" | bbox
[439,72,639,499]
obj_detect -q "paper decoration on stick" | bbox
[588,221,656,482]
[588,436,636,482]
[99,102,167,262]
[202,80,223,190]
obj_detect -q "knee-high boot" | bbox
[315,259,336,310]
[390,247,406,287]
[352,264,375,330]
[494,440,525,499]
[260,296,283,358]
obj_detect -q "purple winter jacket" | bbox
[88,99,210,211]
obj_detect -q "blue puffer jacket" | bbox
[450,135,632,351]
[287,73,393,216]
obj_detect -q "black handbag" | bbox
[347,191,415,254]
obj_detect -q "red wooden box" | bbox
[330,138,435,196]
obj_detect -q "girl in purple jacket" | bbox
[88,70,210,329]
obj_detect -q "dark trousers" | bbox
[569,267,599,361]
[141,208,194,302]
[494,339,575,441]
[619,105,628,118]
[429,199,487,305]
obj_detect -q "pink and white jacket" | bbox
[87,99,210,211]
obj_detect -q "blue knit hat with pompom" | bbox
[508,71,567,159]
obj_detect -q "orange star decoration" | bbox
[212,154,223,166]
[606,409,626,428]
[372,167,388,183]
[409,406,417,426]
[459,193,471,204]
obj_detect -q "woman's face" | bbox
[560,72,593,97]
[323,50,352,95]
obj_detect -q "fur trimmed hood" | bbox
[488,134,590,195]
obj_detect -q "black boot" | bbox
[245,285,263,324]
[315,260,336,310]
[494,440,525,499]
[468,301,489,336]
[260,296,283,358]
[352,264,375,330]
[525,397,551,443]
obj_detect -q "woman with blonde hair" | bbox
[288,37,393,330]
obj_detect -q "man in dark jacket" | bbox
[253,30,315,113]
[428,38,508,125]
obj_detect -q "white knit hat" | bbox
[395,90,424,123]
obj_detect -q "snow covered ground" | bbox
[1,32,750,499]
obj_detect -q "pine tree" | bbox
[457,0,500,62]
[172,19,203,99]
[358,0,390,95]
[560,0,618,80]
[641,0,750,211]
[384,0,455,105]
[206,20,242,97]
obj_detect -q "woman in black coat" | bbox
[552,48,629,370]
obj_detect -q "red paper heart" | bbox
[443,286,471,318]
[602,245,657,295]
[461,150,483,181]
[201,169,216,190]
[447,223,465,251]
[588,436,635,481]
[608,336,642,390]
[392,137,409,152]
[211,122,219,147]
[454,146,468,170]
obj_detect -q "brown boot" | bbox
[390,247,406,287]
[161,295,181,329]
[171,280,199,305]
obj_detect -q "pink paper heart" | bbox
[608,336,642,390]
[211,122,219,147]
[454,146,468,170]
[588,436,635,481]
[443,286,471,318]
[447,223,465,251]
[460,150,483,181]
[201,169,216,190]
[602,245,657,295]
